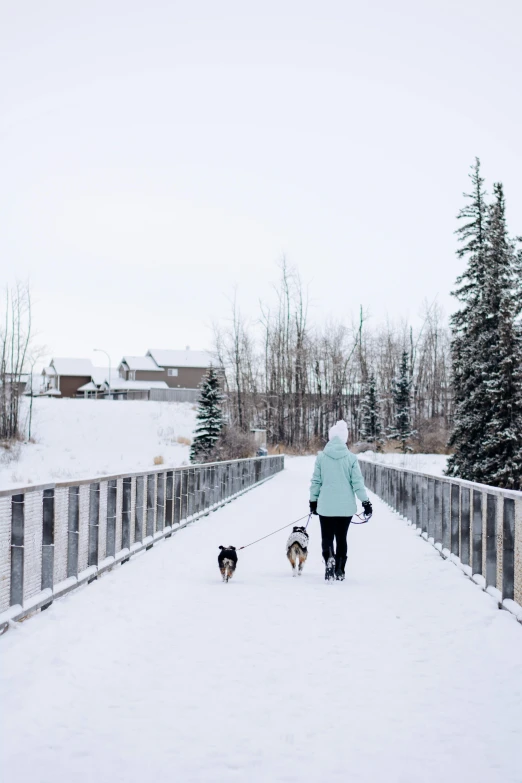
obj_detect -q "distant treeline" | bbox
[213,260,451,453]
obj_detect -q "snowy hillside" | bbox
[359,451,449,477]
[1,398,197,490]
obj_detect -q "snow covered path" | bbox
[2,457,522,783]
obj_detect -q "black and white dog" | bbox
[218,545,238,582]
[286,526,309,576]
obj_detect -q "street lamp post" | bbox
[93,348,112,400]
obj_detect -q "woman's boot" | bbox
[324,548,336,581]
[335,556,347,581]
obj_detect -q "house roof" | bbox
[120,356,162,372]
[146,349,214,368]
[21,374,44,392]
[51,358,94,377]
[91,367,120,386]
[24,372,44,389]
[77,381,99,393]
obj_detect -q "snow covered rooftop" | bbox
[147,349,214,368]
[120,356,162,372]
[51,358,94,377]
[21,374,45,394]
[90,367,120,386]
[77,381,99,393]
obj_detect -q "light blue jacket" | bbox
[309,437,369,517]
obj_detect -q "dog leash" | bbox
[351,512,373,525]
[237,509,371,551]
[237,513,310,551]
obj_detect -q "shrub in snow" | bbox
[214,426,257,461]
[176,436,192,446]
[412,417,451,455]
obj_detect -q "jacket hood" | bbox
[323,436,350,460]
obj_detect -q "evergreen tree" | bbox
[360,372,384,451]
[388,351,416,453]
[190,367,224,463]
[447,158,489,479]
[473,184,522,488]
[447,163,522,488]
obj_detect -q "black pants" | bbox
[319,516,352,564]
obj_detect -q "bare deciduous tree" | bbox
[0,282,33,442]
[214,266,452,453]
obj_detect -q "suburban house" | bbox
[119,349,214,389]
[41,358,96,398]
[34,349,216,401]
[40,360,121,399]
[118,355,164,383]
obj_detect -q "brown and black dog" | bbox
[218,545,238,582]
[286,526,309,576]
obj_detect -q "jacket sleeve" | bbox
[309,454,322,501]
[350,457,369,503]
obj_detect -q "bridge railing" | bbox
[359,458,522,612]
[0,455,284,627]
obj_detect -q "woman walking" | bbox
[309,420,372,580]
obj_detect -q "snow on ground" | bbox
[0,398,196,489]
[359,450,449,477]
[1,457,521,783]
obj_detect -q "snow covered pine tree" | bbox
[388,351,416,453]
[360,372,384,451]
[446,158,490,480]
[473,184,522,488]
[447,162,522,489]
[190,367,224,463]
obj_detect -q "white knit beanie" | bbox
[328,420,348,443]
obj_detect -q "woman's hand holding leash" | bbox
[353,500,373,524]
[309,499,372,523]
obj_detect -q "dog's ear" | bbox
[219,545,224,550]
[230,546,236,551]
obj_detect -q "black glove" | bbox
[362,500,373,516]
[309,500,318,515]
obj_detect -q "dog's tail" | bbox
[287,542,306,574]
[222,558,235,582]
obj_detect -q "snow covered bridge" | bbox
[2,457,522,783]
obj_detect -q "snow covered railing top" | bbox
[0,455,285,628]
[358,457,522,615]
[358,456,522,500]
[0,454,283,498]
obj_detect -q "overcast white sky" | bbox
[1,0,521,368]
